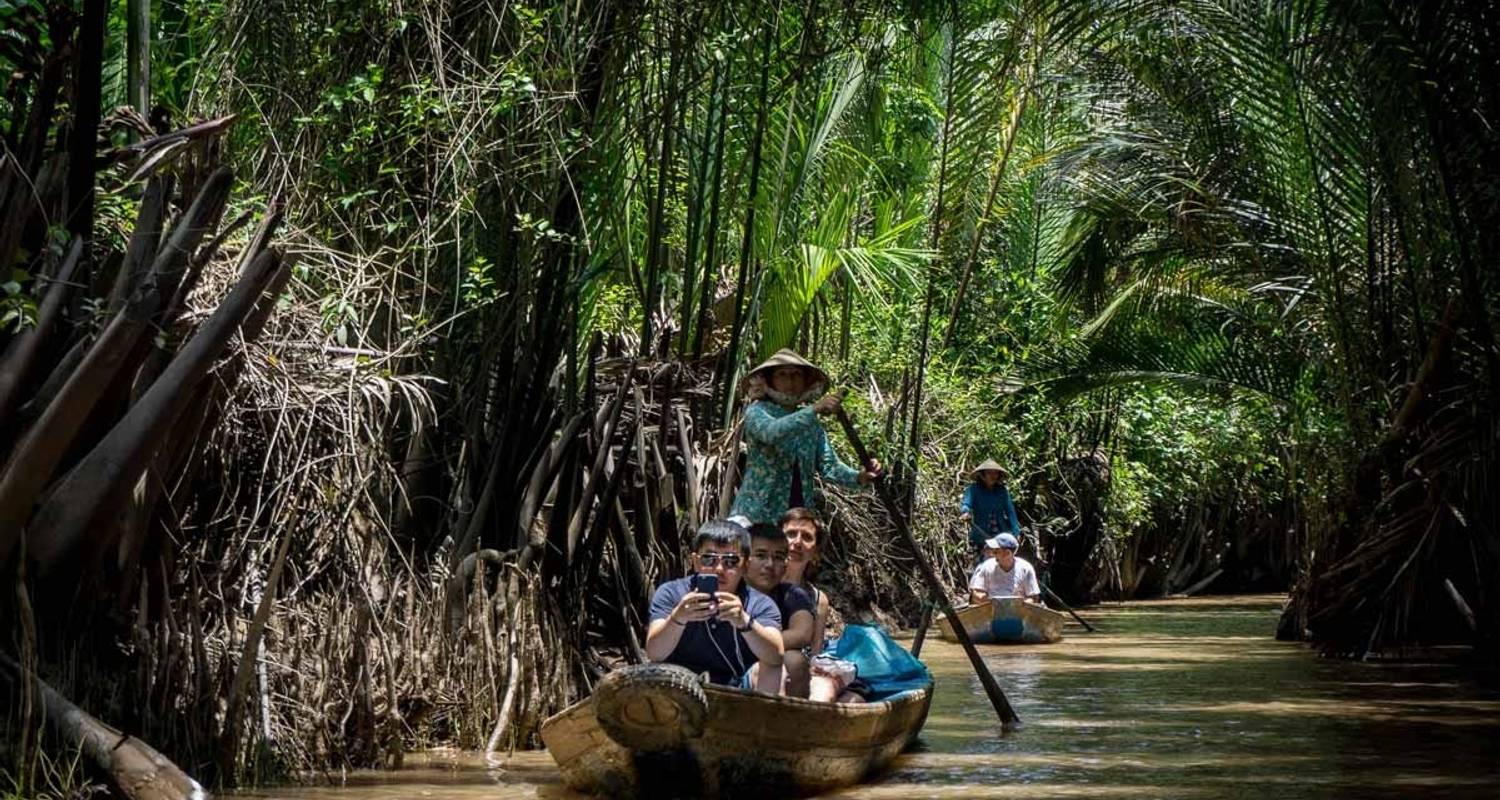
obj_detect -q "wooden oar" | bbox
[1043,585,1097,633]
[910,601,933,658]
[833,406,1021,729]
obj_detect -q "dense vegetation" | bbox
[2,0,1495,794]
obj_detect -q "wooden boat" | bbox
[937,597,1067,644]
[540,663,933,798]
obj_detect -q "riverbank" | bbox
[232,595,1500,798]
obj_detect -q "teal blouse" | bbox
[729,401,862,525]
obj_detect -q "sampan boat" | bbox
[937,597,1067,644]
[540,663,933,798]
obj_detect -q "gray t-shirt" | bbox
[649,576,781,685]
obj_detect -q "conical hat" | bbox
[748,349,829,386]
[972,459,1008,479]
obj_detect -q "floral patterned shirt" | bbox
[729,400,862,525]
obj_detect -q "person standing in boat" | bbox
[646,520,785,692]
[969,533,1042,604]
[960,459,1021,566]
[728,350,880,528]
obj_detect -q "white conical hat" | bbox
[748,349,829,386]
[972,459,1008,479]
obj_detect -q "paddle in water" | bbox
[832,404,1022,729]
[1044,585,1097,632]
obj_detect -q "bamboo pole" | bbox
[832,406,1020,728]
[715,6,781,422]
[1043,586,1096,632]
[127,0,150,125]
[903,8,962,509]
[941,71,1032,348]
[639,13,684,353]
[66,0,109,242]
[691,64,730,360]
[910,602,933,657]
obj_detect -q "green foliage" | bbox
[155,0,1495,615]
[0,269,36,333]
[0,738,101,800]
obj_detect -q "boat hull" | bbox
[540,678,932,798]
[937,597,1066,644]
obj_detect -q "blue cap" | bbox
[985,533,1019,551]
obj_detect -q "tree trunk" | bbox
[0,655,210,800]
[66,0,110,243]
[127,0,150,124]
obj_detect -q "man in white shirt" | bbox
[968,533,1042,604]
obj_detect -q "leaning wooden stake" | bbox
[833,407,1021,728]
[910,602,933,658]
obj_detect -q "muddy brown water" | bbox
[235,595,1500,799]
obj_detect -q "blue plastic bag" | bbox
[827,624,932,700]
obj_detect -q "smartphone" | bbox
[691,573,719,596]
[691,573,720,615]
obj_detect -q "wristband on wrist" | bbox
[671,615,686,627]
[734,615,752,632]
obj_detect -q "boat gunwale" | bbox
[935,597,1067,642]
[539,673,935,796]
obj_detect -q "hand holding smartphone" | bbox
[691,573,719,611]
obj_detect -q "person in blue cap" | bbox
[968,532,1041,604]
[959,459,1021,565]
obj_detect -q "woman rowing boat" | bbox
[728,349,879,527]
[960,459,1020,566]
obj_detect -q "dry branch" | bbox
[216,510,295,781]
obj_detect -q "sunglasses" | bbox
[695,553,742,568]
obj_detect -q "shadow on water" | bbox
[234,595,1500,799]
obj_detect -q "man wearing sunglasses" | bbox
[646,520,785,692]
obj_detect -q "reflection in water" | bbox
[234,596,1499,799]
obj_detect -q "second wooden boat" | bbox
[937,597,1067,644]
[540,663,932,798]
